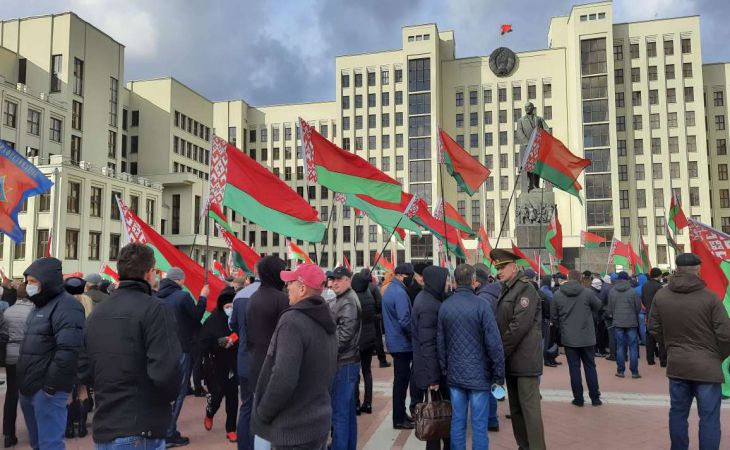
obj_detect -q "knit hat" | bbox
[591,278,603,290]
[166,267,185,281]
[617,271,630,281]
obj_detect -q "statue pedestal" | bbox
[514,190,555,250]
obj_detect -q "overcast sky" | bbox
[3,0,728,106]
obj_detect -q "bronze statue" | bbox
[516,101,550,192]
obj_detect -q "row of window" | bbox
[341,68,403,89]
[617,162,700,181]
[614,38,692,62]
[615,87,695,109]
[616,136,697,156]
[456,107,553,127]
[618,188,699,210]
[342,91,403,109]
[455,83,552,107]
[615,64,692,85]
[616,111,699,131]
[173,136,210,164]
[173,162,210,180]
[64,182,153,222]
[3,100,63,142]
[2,229,121,262]
[248,123,333,145]
[174,110,210,141]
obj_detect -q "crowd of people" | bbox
[0,245,728,450]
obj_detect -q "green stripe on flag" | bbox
[533,161,582,200]
[315,165,401,203]
[443,152,477,196]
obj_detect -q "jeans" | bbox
[488,389,499,427]
[449,387,489,450]
[614,327,639,375]
[638,311,646,345]
[565,346,601,403]
[272,435,328,450]
[166,351,192,439]
[238,378,254,450]
[96,436,165,450]
[3,365,19,437]
[254,435,272,450]
[391,352,412,424]
[669,379,721,450]
[331,363,359,450]
[19,390,69,450]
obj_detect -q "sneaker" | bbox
[615,372,625,378]
[204,415,213,431]
[592,399,603,406]
[632,373,642,379]
[379,360,391,368]
[226,432,237,443]
[571,399,584,407]
[166,436,190,448]
[4,435,18,448]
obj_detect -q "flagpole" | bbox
[438,165,450,266]
[204,196,210,284]
[317,198,336,266]
[495,168,524,250]
[51,167,61,259]
[371,215,405,273]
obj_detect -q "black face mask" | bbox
[403,276,414,287]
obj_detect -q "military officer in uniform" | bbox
[491,248,546,450]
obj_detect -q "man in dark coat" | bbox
[412,266,450,450]
[649,253,730,450]
[438,264,505,450]
[551,270,603,406]
[491,249,546,450]
[362,269,389,368]
[83,273,109,307]
[17,257,85,450]
[608,271,642,378]
[156,267,209,447]
[240,256,288,450]
[353,273,377,414]
[642,267,666,366]
[84,244,181,448]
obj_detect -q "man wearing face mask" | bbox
[491,249,546,450]
[17,257,85,450]
[83,244,181,449]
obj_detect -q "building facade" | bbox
[0,2,727,276]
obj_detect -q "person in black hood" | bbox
[642,268,666,366]
[200,287,239,443]
[17,257,85,450]
[241,255,288,450]
[412,266,450,450]
[361,268,390,369]
[353,272,376,415]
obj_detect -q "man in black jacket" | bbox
[17,257,85,450]
[642,267,666,366]
[83,244,181,448]
[157,267,209,447]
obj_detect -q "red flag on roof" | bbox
[500,24,513,35]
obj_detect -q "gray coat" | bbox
[1,299,34,365]
[550,281,602,348]
[608,280,642,328]
[329,288,361,365]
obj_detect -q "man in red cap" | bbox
[251,263,337,450]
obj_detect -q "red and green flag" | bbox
[413,198,466,258]
[209,135,325,243]
[521,128,591,202]
[581,230,606,248]
[116,196,226,320]
[609,238,632,268]
[217,224,261,277]
[208,201,233,233]
[212,260,228,280]
[343,254,352,271]
[287,239,312,264]
[629,243,642,274]
[687,219,730,396]
[637,236,651,273]
[477,225,493,260]
[340,192,422,236]
[438,128,491,196]
[373,251,394,272]
[545,210,563,259]
[668,192,688,234]
[100,263,118,283]
[511,242,539,272]
[300,118,401,202]
[437,199,476,238]
[665,222,679,251]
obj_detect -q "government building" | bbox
[0,1,727,277]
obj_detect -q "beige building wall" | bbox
[703,63,730,233]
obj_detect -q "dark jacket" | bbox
[1,299,34,365]
[369,282,383,316]
[231,280,259,380]
[352,274,377,351]
[608,280,642,328]
[437,285,505,390]
[86,288,109,307]
[200,289,238,385]
[550,281,602,348]
[476,282,501,314]
[406,279,422,304]
[84,279,181,442]
[252,296,337,446]
[17,258,85,396]
[412,267,449,390]
[245,256,289,387]
[641,278,663,314]
[382,279,412,353]
[157,278,207,352]
[649,274,730,383]
[329,287,361,365]
[496,272,543,377]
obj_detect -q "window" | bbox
[630,43,639,59]
[667,88,676,103]
[621,218,631,236]
[665,65,676,81]
[616,92,625,108]
[716,115,726,130]
[687,161,698,178]
[714,91,725,107]
[469,90,478,105]
[50,118,62,142]
[683,62,693,78]
[718,139,727,155]
[368,93,376,107]
[3,101,17,128]
[67,181,80,213]
[617,140,627,156]
[51,54,62,92]
[636,189,646,208]
[720,189,730,208]
[655,216,665,236]
[341,96,350,109]
[381,70,389,85]
[73,58,84,96]
[468,112,478,127]
[396,155,404,170]
[367,71,375,86]
[455,113,464,128]
[651,138,661,154]
[636,164,645,180]
[341,73,350,87]
[456,135,464,147]
[408,58,430,92]
[500,176,509,190]
[633,114,643,130]
[109,77,118,127]
[649,89,659,105]
[484,132,493,146]
[382,135,390,149]
[638,217,648,235]
[65,229,79,260]
[719,164,728,181]
[499,110,507,124]
[653,162,663,179]
[582,76,608,98]
[499,131,508,145]
[395,91,403,105]
[615,69,624,84]
[690,187,700,206]
[528,84,537,99]
[583,124,609,147]
[368,135,376,150]
[614,45,623,61]
[88,232,101,261]
[484,89,493,103]
[632,90,641,106]
[368,114,376,128]
[664,40,674,55]
[90,186,102,217]
[498,88,507,102]
[647,41,657,57]
[583,100,608,122]
[513,108,522,121]
[631,68,641,83]
[724,218,730,234]
[483,111,493,125]
[470,134,478,148]
[108,131,117,158]
[34,229,49,259]
[684,87,694,102]
[512,86,521,101]
[620,190,629,208]
[587,200,613,227]
[455,92,463,106]
[354,73,362,87]
[681,38,691,54]
[395,68,403,83]
[670,162,681,178]
[27,109,40,135]
[581,38,607,75]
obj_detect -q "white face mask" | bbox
[224,307,233,318]
[26,283,41,298]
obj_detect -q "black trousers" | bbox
[207,370,239,432]
[357,347,374,406]
[645,332,667,365]
[391,352,412,424]
[191,338,204,391]
[595,319,609,354]
[565,346,601,403]
[3,365,18,437]
[374,319,387,363]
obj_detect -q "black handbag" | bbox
[414,389,452,442]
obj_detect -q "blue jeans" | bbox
[330,362,359,450]
[638,310,646,344]
[19,390,69,450]
[449,387,489,450]
[669,379,721,450]
[488,390,498,427]
[96,436,165,450]
[238,377,253,450]
[614,327,639,375]
[166,352,192,439]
